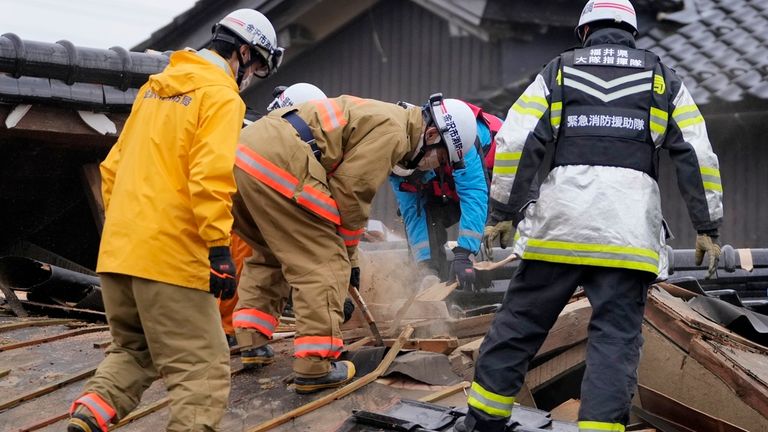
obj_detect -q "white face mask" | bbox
[239,74,254,92]
[416,148,441,171]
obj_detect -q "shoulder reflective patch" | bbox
[653,74,666,94]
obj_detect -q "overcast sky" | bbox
[0,0,197,49]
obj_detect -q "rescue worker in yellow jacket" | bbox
[232,93,478,393]
[67,9,284,432]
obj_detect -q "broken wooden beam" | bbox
[0,318,75,332]
[0,368,95,410]
[248,326,415,432]
[0,277,28,317]
[0,325,109,351]
[418,381,470,403]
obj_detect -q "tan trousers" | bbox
[76,274,230,431]
[232,165,350,377]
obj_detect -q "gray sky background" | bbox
[0,0,197,49]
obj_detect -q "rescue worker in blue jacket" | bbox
[389,102,500,291]
[457,1,723,431]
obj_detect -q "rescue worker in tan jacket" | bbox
[233,94,478,392]
[67,9,284,432]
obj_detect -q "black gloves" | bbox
[350,267,361,288]
[452,247,476,291]
[345,267,361,323]
[209,246,236,300]
[343,297,356,323]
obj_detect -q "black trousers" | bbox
[465,260,652,432]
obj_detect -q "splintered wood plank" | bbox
[525,341,587,392]
[0,326,109,352]
[638,384,748,432]
[418,381,470,403]
[688,338,768,420]
[452,297,591,361]
[638,324,768,432]
[247,326,415,432]
[537,298,591,358]
[472,254,517,271]
[0,319,75,332]
[0,368,95,410]
[550,399,580,422]
[415,282,459,302]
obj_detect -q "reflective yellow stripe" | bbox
[523,238,659,274]
[700,167,720,177]
[520,95,548,107]
[672,104,704,128]
[493,166,518,175]
[551,101,562,128]
[467,381,515,418]
[512,95,549,119]
[578,420,625,432]
[649,107,668,135]
[703,182,723,192]
[650,107,668,120]
[676,115,704,128]
[495,152,522,161]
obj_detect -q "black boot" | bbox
[241,344,275,369]
[67,413,103,432]
[294,360,356,394]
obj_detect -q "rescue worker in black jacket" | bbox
[457,1,723,431]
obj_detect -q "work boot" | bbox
[240,344,275,369]
[67,413,103,432]
[226,334,238,348]
[294,360,356,394]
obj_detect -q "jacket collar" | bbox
[583,28,637,49]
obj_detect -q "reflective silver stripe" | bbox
[233,314,276,332]
[236,149,297,193]
[514,99,547,112]
[299,190,340,219]
[321,99,342,128]
[701,174,721,185]
[196,49,231,75]
[525,245,659,267]
[564,79,651,103]
[459,229,483,241]
[295,342,343,354]
[494,159,519,168]
[468,388,514,416]
[78,395,113,423]
[650,113,667,128]
[563,67,653,89]
[672,108,702,122]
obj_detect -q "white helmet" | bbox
[576,0,638,37]
[267,83,327,111]
[424,94,477,170]
[213,9,284,78]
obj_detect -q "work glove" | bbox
[695,232,721,279]
[209,246,236,300]
[481,220,515,259]
[350,267,361,289]
[343,297,355,323]
[452,247,476,291]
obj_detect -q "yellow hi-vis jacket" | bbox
[97,49,246,291]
